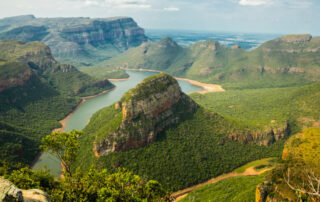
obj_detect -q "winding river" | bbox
[32,70,203,176]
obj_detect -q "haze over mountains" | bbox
[87,34,320,89]
[0,15,148,66]
[0,13,319,202]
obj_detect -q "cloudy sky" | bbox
[1,0,319,35]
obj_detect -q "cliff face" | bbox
[228,122,289,146]
[0,15,149,66]
[0,177,50,202]
[94,73,198,156]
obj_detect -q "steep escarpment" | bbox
[98,34,320,89]
[0,15,149,66]
[228,122,289,146]
[0,40,114,164]
[0,40,114,96]
[93,73,198,156]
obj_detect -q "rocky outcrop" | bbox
[22,189,50,202]
[51,64,76,73]
[0,177,23,201]
[0,16,149,65]
[0,177,50,202]
[94,73,198,156]
[228,122,289,146]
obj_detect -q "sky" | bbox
[0,0,320,35]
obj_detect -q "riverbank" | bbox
[31,87,116,168]
[52,87,116,132]
[175,77,225,93]
[124,68,225,93]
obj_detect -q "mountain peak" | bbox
[157,37,179,47]
[93,73,198,156]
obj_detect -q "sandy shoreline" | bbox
[125,68,225,93]
[175,77,225,93]
[53,87,116,132]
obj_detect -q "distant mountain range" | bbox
[89,34,320,89]
[0,15,149,67]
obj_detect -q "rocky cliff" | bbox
[0,15,149,66]
[94,73,198,156]
[228,122,289,146]
[0,40,114,95]
[0,177,50,202]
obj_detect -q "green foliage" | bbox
[0,162,56,193]
[41,130,83,177]
[96,35,320,89]
[0,164,168,202]
[80,67,129,80]
[0,130,169,202]
[77,108,284,191]
[121,73,176,102]
[234,158,277,173]
[0,40,114,165]
[191,82,320,133]
[260,128,320,201]
[181,173,268,202]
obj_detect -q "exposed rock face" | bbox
[51,64,76,73]
[228,122,289,146]
[255,181,276,202]
[0,15,149,65]
[0,177,23,201]
[0,177,50,202]
[22,189,50,202]
[94,73,198,156]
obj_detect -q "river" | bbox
[32,70,203,176]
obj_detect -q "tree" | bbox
[284,167,320,200]
[40,130,82,177]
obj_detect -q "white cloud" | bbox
[116,4,151,8]
[83,0,100,7]
[104,0,151,9]
[164,7,180,11]
[106,0,147,3]
[238,0,273,6]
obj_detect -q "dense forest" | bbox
[77,106,284,191]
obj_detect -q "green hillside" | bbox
[0,40,114,165]
[181,174,267,202]
[191,82,320,134]
[75,74,285,192]
[256,127,320,201]
[89,34,320,89]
